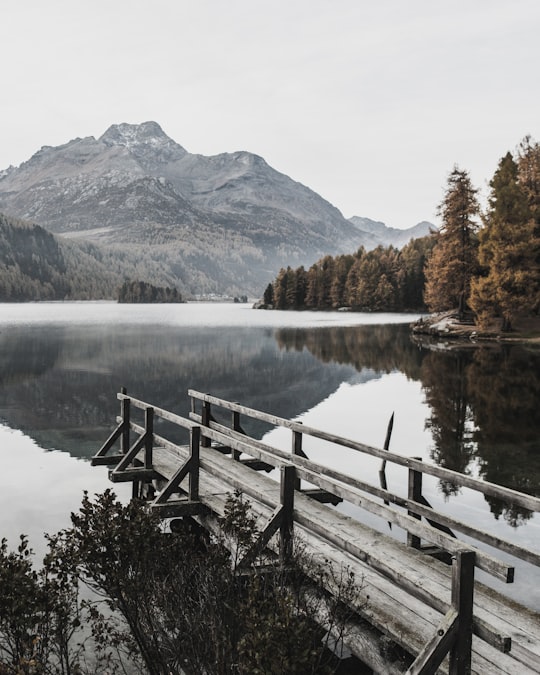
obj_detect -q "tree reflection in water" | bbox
[0,320,538,527]
[276,326,540,526]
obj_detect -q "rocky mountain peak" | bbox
[99,121,187,165]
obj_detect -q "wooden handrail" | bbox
[107,392,539,575]
[188,389,540,514]
[184,415,539,571]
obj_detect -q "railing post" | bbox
[120,387,130,454]
[189,426,200,501]
[280,465,296,563]
[408,457,423,549]
[144,407,154,469]
[292,422,306,490]
[201,401,211,447]
[232,410,242,461]
[450,551,475,674]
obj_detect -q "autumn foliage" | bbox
[265,136,540,332]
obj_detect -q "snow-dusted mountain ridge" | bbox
[0,122,434,295]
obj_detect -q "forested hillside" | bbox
[0,212,182,301]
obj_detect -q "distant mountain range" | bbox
[0,122,434,296]
[349,216,434,248]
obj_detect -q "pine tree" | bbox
[263,282,274,306]
[470,152,538,331]
[423,167,480,319]
[517,136,540,312]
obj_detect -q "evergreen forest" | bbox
[0,213,184,302]
[117,280,183,303]
[264,137,540,330]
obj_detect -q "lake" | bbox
[0,301,539,608]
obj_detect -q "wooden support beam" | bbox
[292,424,306,490]
[238,465,297,568]
[152,500,209,518]
[91,454,125,467]
[144,406,154,469]
[91,421,124,465]
[201,401,211,447]
[109,468,158,483]
[408,457,423,549]
[239,505,284,568]
[152,426,201,506]
[405,551,476,675]
[280,465,296,563]
[450,551,475,674]
[241,458,274,472]
[231,410,242,461]
[406,608,459,675]
[113,431,150,473]
[153,457,193,503]
[189,426,200,501]
[301,488,343,505]
[120,388,130,453]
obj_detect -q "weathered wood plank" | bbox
[96,393,540,674]
[406,608,459,675]
[91,454,125,467]
[119,423,539,665]
[151,500,209,518]
[109,468,159,483]
[191,448,532,662]
[196,486,529,675]
[190,415,514,582]
[191,412,540,568]
[188,389,540,513]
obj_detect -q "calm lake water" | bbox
[0,302,539,608]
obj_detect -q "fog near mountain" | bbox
[0,122,433,296]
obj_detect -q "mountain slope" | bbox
[0,211,186,301]
[0,122,432,295]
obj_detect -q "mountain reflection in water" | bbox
[0,313,538,529]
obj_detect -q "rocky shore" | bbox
[411,311,540,344]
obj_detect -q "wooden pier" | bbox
[92,389,540,674]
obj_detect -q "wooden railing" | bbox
[188,389,540,573]
[92,389,540,675]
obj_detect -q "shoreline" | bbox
[411,311,540,345]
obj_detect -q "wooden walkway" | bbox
[92,389,540,675]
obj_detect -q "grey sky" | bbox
[1,0,539,229]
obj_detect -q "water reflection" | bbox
[0,317,538,527]
[0,324,359,456]
[275,323,423,376]
[276,327,540,523]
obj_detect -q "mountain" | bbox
[0,122,432,295]
[349,216,435,248]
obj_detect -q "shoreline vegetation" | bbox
[257,137,540,343]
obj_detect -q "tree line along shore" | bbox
[260,136,540,338]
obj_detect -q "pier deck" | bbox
[92,389,540,674]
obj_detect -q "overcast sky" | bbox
[1,0,539,229]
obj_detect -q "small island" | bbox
[117,280,184,303]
